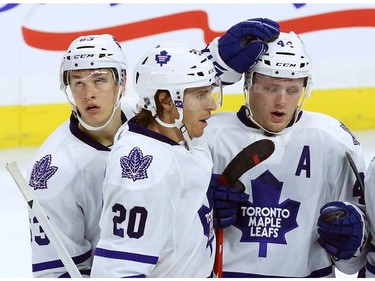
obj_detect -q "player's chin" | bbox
[265,120,288,133]
[82,115,107,128]
[189,127,205,139]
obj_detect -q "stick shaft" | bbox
[6,161,82,278]
[213,228,224,278]
[345,152,364,189]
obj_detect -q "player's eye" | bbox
[287,87,300,95]
[95,78,107,84]
[74,81,84,87]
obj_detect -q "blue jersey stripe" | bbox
[95,247,158,265]
[32,249,91,272]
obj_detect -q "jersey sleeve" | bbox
[364,158,375,277]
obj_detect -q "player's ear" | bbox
[158,91,174,112]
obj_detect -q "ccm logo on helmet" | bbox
[276,62,297,67]
[73,54,95,59]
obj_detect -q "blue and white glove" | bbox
[207,174,249,228]
[218,18,280,74]
[317,201,367,260]
[202,18,279,84]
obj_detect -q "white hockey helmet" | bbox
[59,34,127,131]
[134,43,221,116]
[60,34,127,87]
[244,31,312,97]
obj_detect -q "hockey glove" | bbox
[218,18,280,74]
[207,174,249,228]
[317,201,365,260]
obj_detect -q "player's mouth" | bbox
[271,111,286,122]
[86,104,100,113]
[199,115,211,127]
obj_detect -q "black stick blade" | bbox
[220,139,275,186]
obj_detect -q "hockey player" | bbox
[26,34,128,277]
[205,31,368,277]
[25,18,280,277]
[90,43,221,277]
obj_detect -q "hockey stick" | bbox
[345,151,365,191]
[319,152,365,224]
[5,161,83,278]
[213,139,275,278]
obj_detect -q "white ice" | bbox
[1,130,375,278]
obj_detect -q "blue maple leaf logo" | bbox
[198,205,214,256]
[235,170,300,257]
[155,50,171,66]
[29,154,58,190]
[120,147,153,182]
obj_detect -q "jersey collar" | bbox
[69,111,127,151]
[128,118,180,146]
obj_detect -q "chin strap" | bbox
[155,107,192,150]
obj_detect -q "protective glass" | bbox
[245,73,309,107]
[211,77,223,109]
[182,78,223,112]
[64,69,116,106]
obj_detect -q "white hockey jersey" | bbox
[204,106,367,278]
[91,119,215,278]
[26,113,126,277]
[365,156,375,277]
